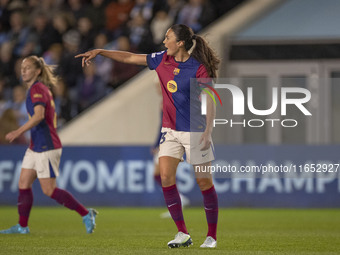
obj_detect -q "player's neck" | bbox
[174,51,190,62]
[25,79,36,89]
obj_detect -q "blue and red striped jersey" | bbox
[26,81,62,152]
[147,51,208,132]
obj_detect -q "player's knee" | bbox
[160,172,176,186]
[18,179,31,189]
[42,187,54,197]
[18,179,26,189]
[196,178,213,191]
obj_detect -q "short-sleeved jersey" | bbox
[26,81,62,152]
[147,51,208,132]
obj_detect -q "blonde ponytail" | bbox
[25,56,58,88]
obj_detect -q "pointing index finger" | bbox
[74,53,85,58]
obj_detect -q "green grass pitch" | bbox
[0,207,339,254]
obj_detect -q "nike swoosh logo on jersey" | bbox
[168,203,177,208]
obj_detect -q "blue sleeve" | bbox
[147,51,166,70]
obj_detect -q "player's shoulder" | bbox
[30,82,51,97]
[195,61,209,78]
[31,81,47,90]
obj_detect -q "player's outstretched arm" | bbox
[75,49,147,67]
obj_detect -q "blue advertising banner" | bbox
[0,145,339,207]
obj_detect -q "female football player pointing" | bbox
[76,24,219,248]
[0,56,97,234]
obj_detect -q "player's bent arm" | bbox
[205,93,216,135]
[5,105,45,143]
[75,49,147,67]
[199,93,216,150]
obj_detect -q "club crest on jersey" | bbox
[167,80,177,93]
[173,68,180,75]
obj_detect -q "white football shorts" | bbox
[21,148,62,178]
[158,127,215,165]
